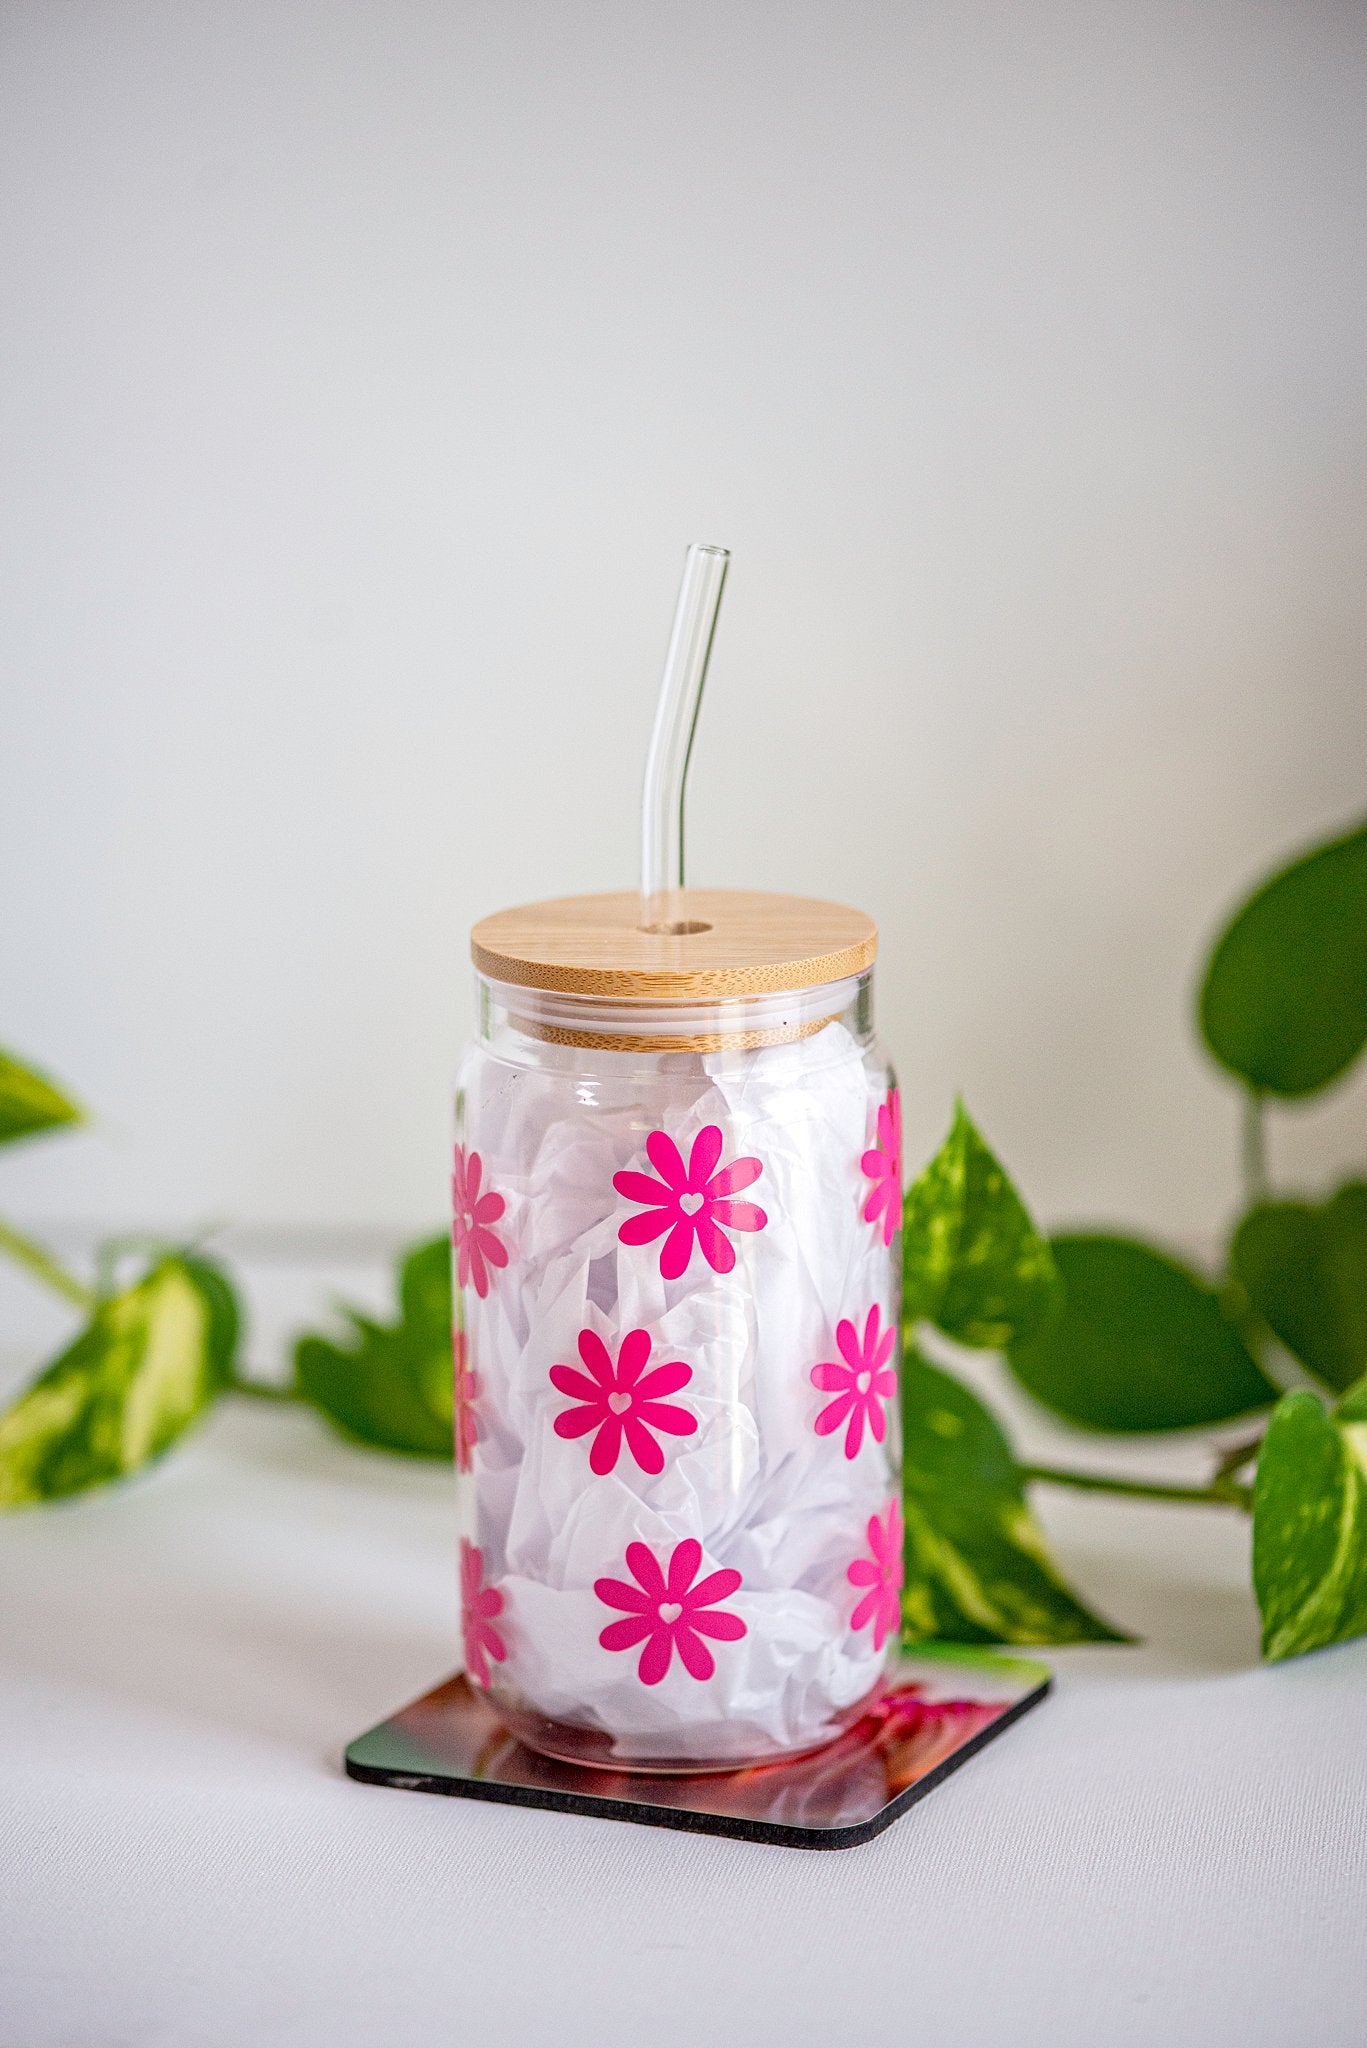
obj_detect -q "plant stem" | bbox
[1211,1431,1264,1482]
[1021,1462,1252,1511]
[1241,1089,1268,1207]
[226,1371,301,1404]
[0,1217,97,1311]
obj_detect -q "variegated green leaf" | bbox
[0,1255,236,1506]
[902,1348,1129,1646]
[1253,1375,1367,1661]
[903,1101,1060,1349]
[0,1047,83,1146]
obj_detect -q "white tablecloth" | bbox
[3,1294,1365,2047]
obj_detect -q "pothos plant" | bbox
[2,817,1365,1664]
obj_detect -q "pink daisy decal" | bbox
[459,1539,506,1690]
[551,1327,697,1476]
[613,1125,766,1281]
[861,1086,903,1246]
[453,1329,479,1474]
[595,1538,747,1685]
[452,1144,508,1300]
[811,1304,898,1460]
[847,1498,904,1652]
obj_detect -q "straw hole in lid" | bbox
[640,919,713,936]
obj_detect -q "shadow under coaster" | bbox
[346,1647,1051,1850]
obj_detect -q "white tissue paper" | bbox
[455,1021,900,1764]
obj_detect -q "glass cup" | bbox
[453,897,902,1773]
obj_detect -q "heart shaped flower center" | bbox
[678,1190,705,1216]
[658,1602,683,1625]
[607,1391,632,1415]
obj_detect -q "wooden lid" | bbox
[470,890,877,1001]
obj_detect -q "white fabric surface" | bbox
[2,1312,1366,2047]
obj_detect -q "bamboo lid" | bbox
[471,890,877,1001]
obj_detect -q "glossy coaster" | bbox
[345,1648,1050,1850]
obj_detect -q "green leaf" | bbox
[397,1234,452,1333]
[0,1255,236,1506]
[1231,1185,1367,1395]
[901,1349,1129,1645]
[0,1047,83,1146]
[1007,1234,1278,1432]
[178,1252,242,1385]
[1199,819,1367,1098]
[295,1234,453,1458]
[1253,1377,1367,1660]
[903,1100,1060,1349]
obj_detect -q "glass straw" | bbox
[640,543,729,933]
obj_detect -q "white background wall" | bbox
[2,1,1365,1290]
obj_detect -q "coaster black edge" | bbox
[344,1672,1051,1850]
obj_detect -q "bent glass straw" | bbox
[640,543,729,933]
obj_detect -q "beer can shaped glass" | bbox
[452,890,903,1773]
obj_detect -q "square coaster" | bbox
[345,1647,1050,1849]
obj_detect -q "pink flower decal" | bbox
[811,1304,898,1459]
[460,1539,506,1689]
[847,1498,904,1651]
[551,1327,697,1476]
[613,1125,766,1280]
[453,1329,479,1474]
[595,1538,747,1685]
[861,1086,903,1246]
[452,1144,508,1299]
